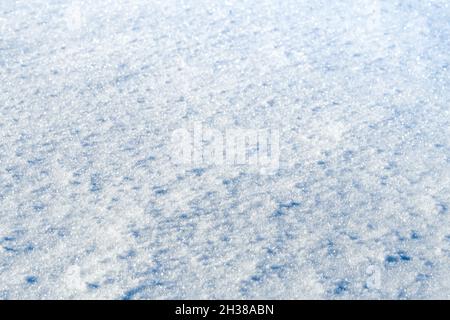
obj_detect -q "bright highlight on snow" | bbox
[0,0,449,299]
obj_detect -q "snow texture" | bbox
[1,0,450,299]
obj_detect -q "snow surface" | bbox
[1,0,450,299]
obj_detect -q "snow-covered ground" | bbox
[1,0,449,299]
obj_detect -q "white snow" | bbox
[0,0,449,299]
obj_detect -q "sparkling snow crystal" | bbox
[0,0,449,299]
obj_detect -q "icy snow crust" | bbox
[1,0,450,299]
